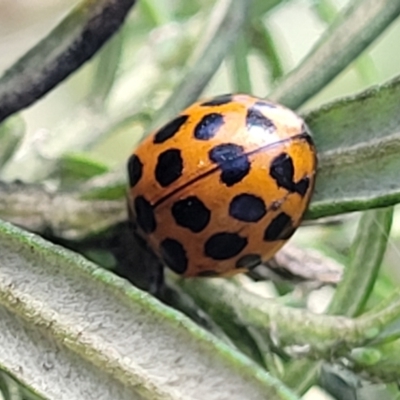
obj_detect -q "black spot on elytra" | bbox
[127,154,143,187]
[246,107,275,133]
[201,94,233,106]
[160,238,188,274]
[264,212,294,241]
[235,254,262,269]
[209,143,251,186]
[270,153,310,196]
[155,149,183,187]
[171,196,211,233]
[295,177,310,197]
[209,143,244,163]
[194,113,225,140]
[204,232,247,260]
[134,196,156,234]
[153,115,188,144]
[229,193,266,222]
[270,153,295,190]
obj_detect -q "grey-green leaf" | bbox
[306,76,400,219]
[0,220,298,400]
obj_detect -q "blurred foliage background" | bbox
[3,0,400,161]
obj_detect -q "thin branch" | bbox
[179,278,400,362]
[0,181,125,240]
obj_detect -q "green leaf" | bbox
[306,76,400,219]
[328,208,393,317]
[0,372,22,400]
[270,0,400,108]
[139,0,172,26]
[0,220,299,400]
[0,116,25,170]
[250,0,285,19]
[311,0,338,24]
[247,20,285,81]
[311,0,379,86]
[231,35,252,93]
[59,153,110,184]
[87,31,124,109]
[80,183,127,201]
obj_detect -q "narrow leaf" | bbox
[0,116,25,170]
[0,220,298,400]
[270,0,400,108]
[306,75,400,219]
[328,208,393,316]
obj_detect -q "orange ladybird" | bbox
[127,94,317,277]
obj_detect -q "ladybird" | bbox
[127,94,317,277]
